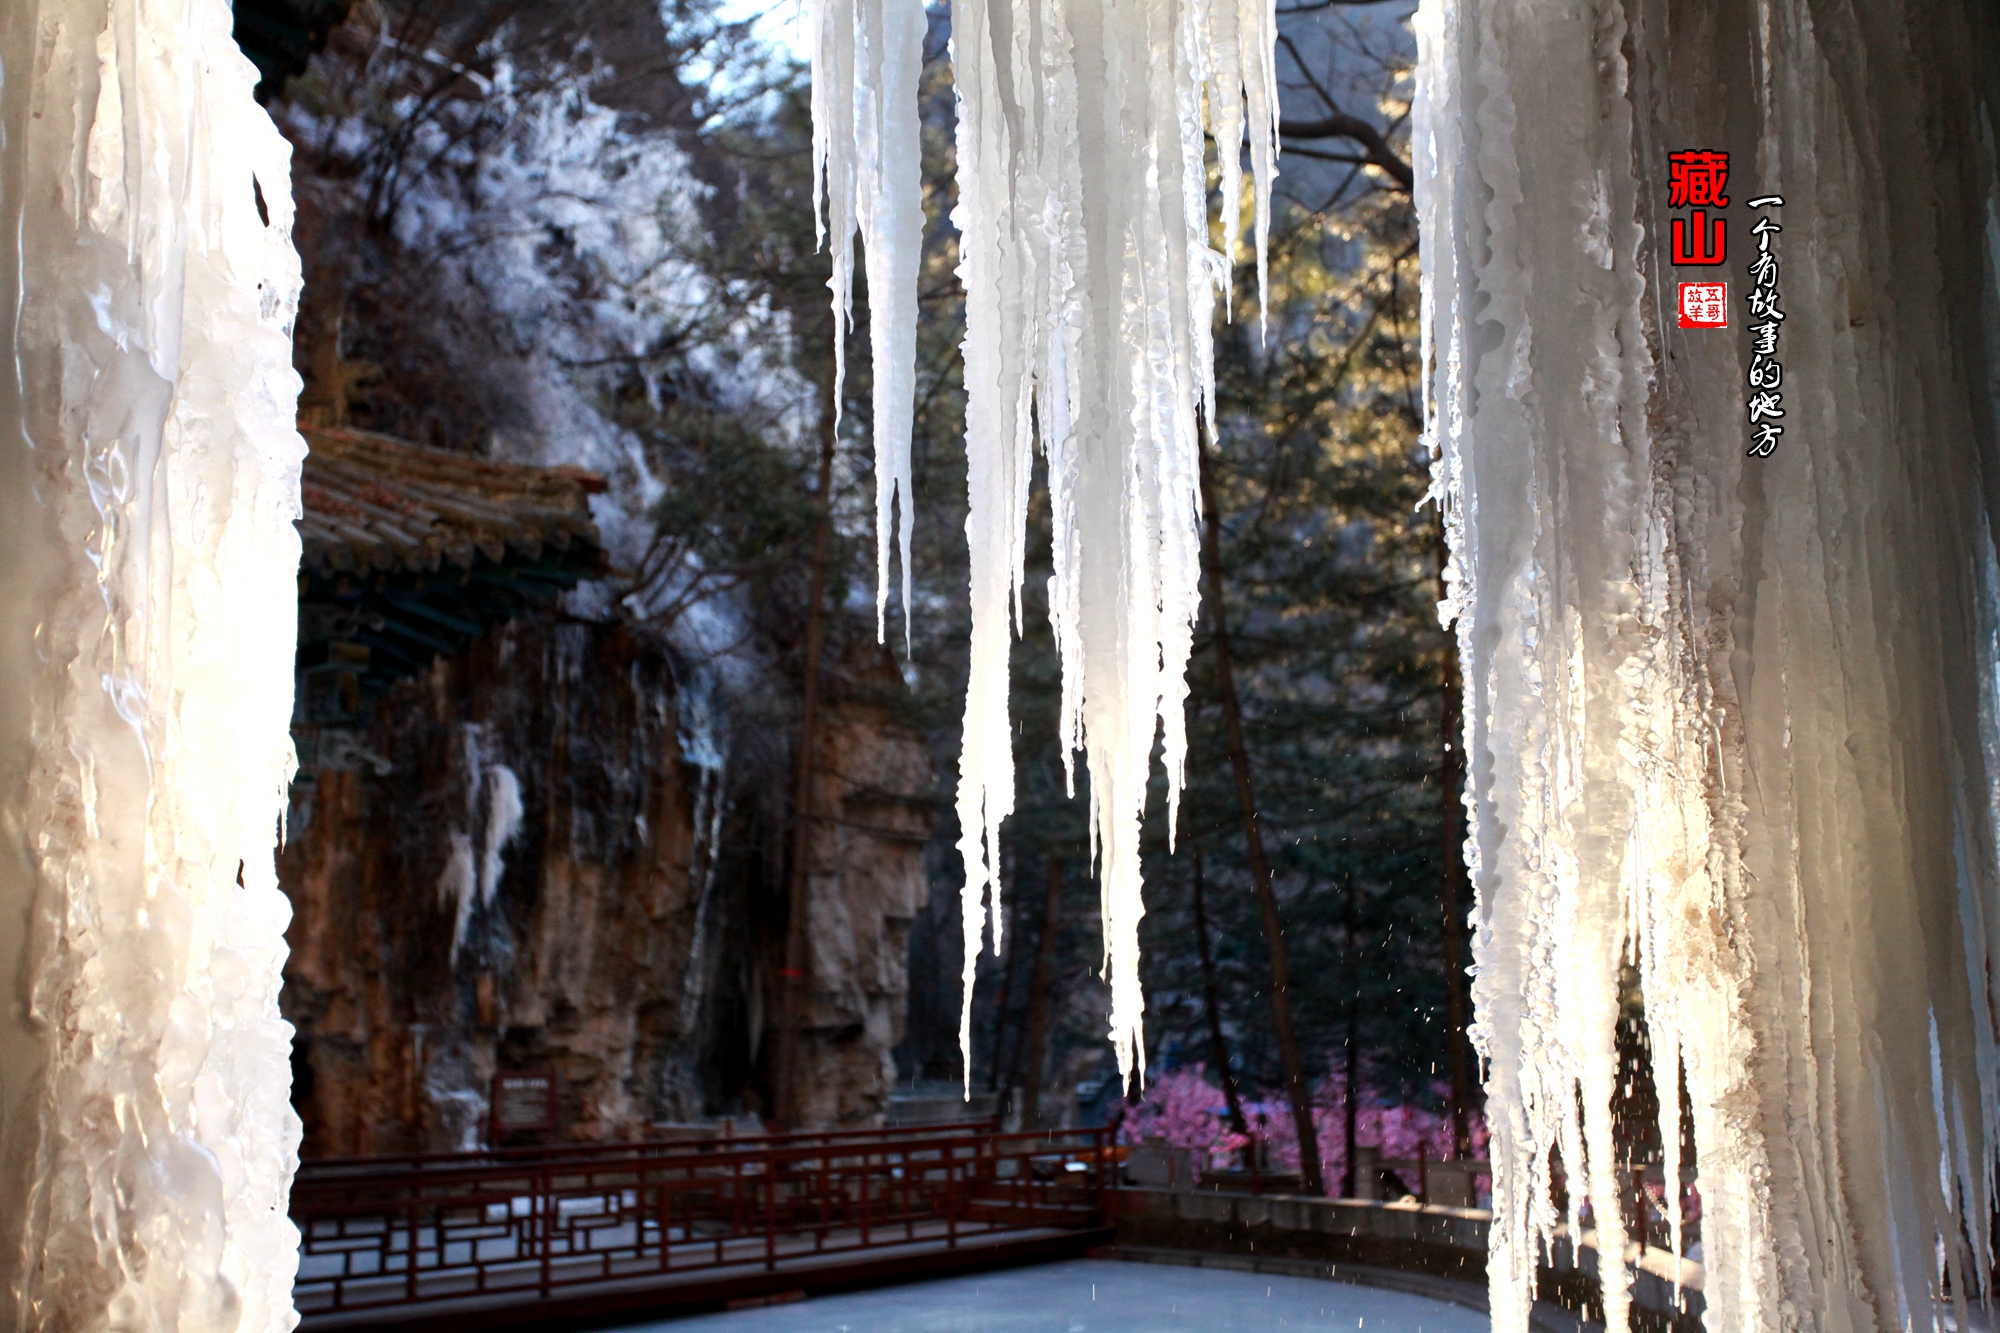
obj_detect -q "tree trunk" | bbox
[772,394,837,1130]
[1192,850,1250,1140]
[1197,444,1325,1196]
[1017,856,1065,1129]
[986,853,1028,1094]
[1436,528,1474,1159]
[1343,875,1360,1196]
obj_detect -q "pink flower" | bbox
[1119,1063,1489,1196]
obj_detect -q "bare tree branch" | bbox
[1279,110,1411,191]
[1274,30,1414,192]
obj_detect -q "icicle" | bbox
[442,834,480,963]
[916,0,1282,1091]
[944,0,1031,1095]
[0,0,306,1326]
[480,766,524,905]
[1415,1,2000,1330]
[816,0,1280,1089]
[808,0,1285,1091]
[813,0,925,647]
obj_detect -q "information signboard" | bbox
[490,1070,557,1145]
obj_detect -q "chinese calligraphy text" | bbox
[1744,195,1786,457]
[1669,149,1728,266]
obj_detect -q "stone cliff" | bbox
[787,660,938,1126]
[281,598,934,1155]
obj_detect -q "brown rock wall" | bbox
[281,615,714,1154]
[279,612,936,1154]
[790,679,936,1126]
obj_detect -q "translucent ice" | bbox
[819,0,1279,1088]
[1414,1,2000,1329]
[813,0,925,647]
[0,0,306,1327]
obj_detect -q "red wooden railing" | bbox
[290,1122,1115,1317]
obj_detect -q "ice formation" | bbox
[816,0,1279,1085]
[812,0,924,647]
[480,767,524,909]
[1415,0,2000,1328]
[439,730,527,962]
[0,0,306,1327]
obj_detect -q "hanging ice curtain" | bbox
[812,0,1281,1086]
[1413,0,2000,1330]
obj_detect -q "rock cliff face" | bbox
[789,667,938,1126]
[279,613,933,1155]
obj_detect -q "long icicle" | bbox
[4,0,307,1324]
[817,0,1279,1092]
[812,0,924,648]
[824,0,1280,1088]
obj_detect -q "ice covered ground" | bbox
[629,1259,1486,1332]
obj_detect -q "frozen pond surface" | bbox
[628,1259,1487,1332]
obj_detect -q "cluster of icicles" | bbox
[1410,1,2000,1331]
[1,0,307,1327]
[815,4,2000,1333]
[812,0,1279,1087]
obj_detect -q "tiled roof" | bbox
[298,427,606,578]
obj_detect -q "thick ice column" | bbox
[0,0,305,1328]
[938,0,1277,1087]
[1416,0,2000,1329]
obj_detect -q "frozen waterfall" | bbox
[815,0,1279,1088]
[945,0,1283,1092]
[0,0,305,1328]
[822,0,2000,1324]
[1416,0,2000,1330]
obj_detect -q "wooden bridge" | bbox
[289,1122,1118,1331]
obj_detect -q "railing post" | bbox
[1026,1136,1038,1219]
[539,1166,553,1300]
[909,1145,920,1241]
[1032,1136,1043,1218]
[815,1147,828,1251]
[1098,1127,1110,1220]
[718,1156,732,1265]
[657,1165,671,1273]
[1090,1128,1101,1221]
[945,1149,957,1249]
[764,1144,778,1271]
[406,1199,420,1303]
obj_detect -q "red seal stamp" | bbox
[1678,280,1728,328]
